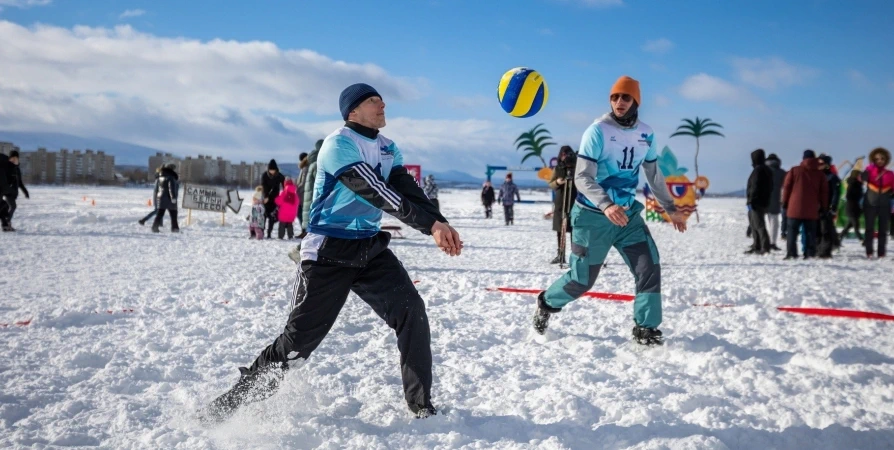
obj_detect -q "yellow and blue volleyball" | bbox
[497,67,548,118]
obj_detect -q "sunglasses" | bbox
[610,93,633,102]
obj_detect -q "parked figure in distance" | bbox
[498,172,521,225]
[782,150,828,259]
[423,174,440,212]
[862,147,894,258]
[261,159,285,239]
[816,154,841,258]
[275,178,300,239]
[839,169,864,243]
[745,149,773,254]
[0,150,30,232]
[151,163,180,233]
[765,153,786,250]
[548,145,577,264]
[139,166,163,226]
[249,186,266,240]
[481,181,495,218]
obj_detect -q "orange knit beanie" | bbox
[610,76,641,106]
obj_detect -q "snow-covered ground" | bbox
[1,186,892,450]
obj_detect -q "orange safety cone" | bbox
[91,199,96,206]
[83,196,87,201]
[147,199,152,206]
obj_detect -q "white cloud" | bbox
[539,28,553,36]
[447,95,492,110]
[0,20,539,172]
[0,0,51,7]
[731,57,818,90]
[848,69,870,88]
[654,95,671,107]
[678,73,762,107]
[119,9,145,19]
[642,38,673,54]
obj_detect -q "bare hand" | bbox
[431,221,463,256]
[604,205,628,227]
[556,178,566,185]
[668,211,688,233]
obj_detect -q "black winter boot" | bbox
[411,403,438,419]
[549,250,565,264]
[533,292,560,335]
[198,363,288,425]
[632,325,663,346]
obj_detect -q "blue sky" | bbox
[1,0,892,191]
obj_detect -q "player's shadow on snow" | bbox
[829,347,894,365]
[677,334,794,366]
[447,415,892,450]
[407,266,544,277]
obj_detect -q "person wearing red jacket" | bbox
[782,149,829,259]
[274,178,301,239]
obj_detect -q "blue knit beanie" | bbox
[339,83,381,121]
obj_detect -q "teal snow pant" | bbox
[544,202,662,329]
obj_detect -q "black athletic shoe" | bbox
[632,325,663,346]
[770,244,781,251]
[2,225,13,232]
[199,363,288,425]
[413,404,438,419]
[138,219,146,226]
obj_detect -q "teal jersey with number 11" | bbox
[576,114,659,210]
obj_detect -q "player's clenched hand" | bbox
[668,211,688,233]
[431,221,463,256]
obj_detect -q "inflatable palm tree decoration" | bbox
[669,117,724,181]
[515,123,555,167]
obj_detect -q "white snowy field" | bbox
[1,186,893,450]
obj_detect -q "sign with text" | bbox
[182,184,242,213]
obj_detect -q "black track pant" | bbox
[248,232,433,412]
[748,206,771,252]
[0,196,16,225]
[152,208,179,231]
[865,205,890,257]
[278,222,294,239]
[503,205,514,224]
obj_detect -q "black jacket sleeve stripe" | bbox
[355,163,402,209]
[337,163,438,234]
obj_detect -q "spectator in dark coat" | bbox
[548,146,577,263]
[0,150,29,232]
[782,149,828,259]
[296,152,309,210]
[151,164,180,233]
[817,154,841,258]
[261,159,286,239]
[862,147,894,258]
[498,173,521,225]
[746,149,774,254]
[481,181,495,218]
[139,166,163,226]
[765,153,786,250]
[301,140,323,235]
[839,169,864,242]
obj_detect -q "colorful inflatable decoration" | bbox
[643,146,708,223]
[835,156,865,231]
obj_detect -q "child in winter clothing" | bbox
[250,186,266,239]
[274,178,300,239]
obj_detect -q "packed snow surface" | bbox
[1,186,892,449]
